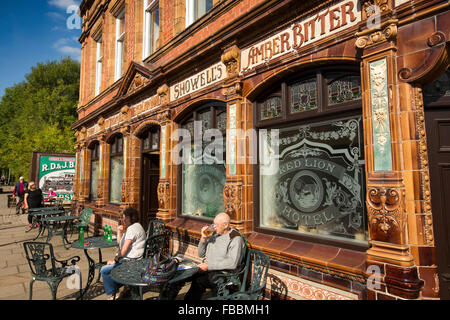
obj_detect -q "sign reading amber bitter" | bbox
[241,0,361,72]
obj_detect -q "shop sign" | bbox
[39,156,75,202]
[241,0,361,72]
[170,62,227,101]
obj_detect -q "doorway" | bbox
[141,153,160,232]
[424,70,450,299]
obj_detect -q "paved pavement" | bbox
[0,186,190,300]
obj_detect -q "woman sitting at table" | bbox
[44,188,57,203]
[100,206,146,300]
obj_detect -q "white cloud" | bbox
[52,38,81,61]
[48,0,81,10]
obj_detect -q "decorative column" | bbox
[120,106,132,210]
[356,0,423,299]
[221,44,247,234]
[96,118,108,207]
[156,85,172,222]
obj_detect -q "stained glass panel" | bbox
[423,70,450,105]
[327,74,362,105]
[291,78,317,113]
[260,96,282,120]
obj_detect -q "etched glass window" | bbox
[180,104,226,219]
[109,135,123,204]
[291,78,317,113]
[259,115,367,242]
[260,96,282,120]
[90,143,100,201]
[423,69,450,105]
[328,74,362,105]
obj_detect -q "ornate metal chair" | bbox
[146,219,166,239]
[23,241,81,300]
[211,249,270,300]
[143,233,169,259]
[209,233,249,297]
[73,208,93,236]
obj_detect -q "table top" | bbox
[29,210,65,217]
[40,215,78,223]
[110,258,198,287]
[71,236,119,250]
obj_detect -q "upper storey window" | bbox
[114,7,125,81]
[185,0,213,27]
[143,0,160,59]
[95,36,103,96]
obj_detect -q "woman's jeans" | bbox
[100,263,122,296]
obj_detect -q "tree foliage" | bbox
[0,57,80,179]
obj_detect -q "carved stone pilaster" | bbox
[355,19,398,50]
[221,45,240,78]
[360,0,390,20]
[157,109,171,125]
[367,186,405,244]
[157,180,170,210]
[223,180,242,220]
[157,84,170,105]
[414,87,434,245]
[222,80,242,100]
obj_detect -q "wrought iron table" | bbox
[28,209,65,239]
[71,236,118,300]
[40,215,79,249]
[110,258,198,300]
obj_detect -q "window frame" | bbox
[114,7,125,81]
[176,102,227,223]
[89,142,100,201]
[253,66,367,252]
[141,127,161,153]
[185,0,214,28]
[108,134,124,205]
[143,0,159,59]
[95,36,103,96]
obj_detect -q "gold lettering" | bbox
[265,41,273,60]
[304,19,316,42]
[292,24,304,49]
[341,1,356,27]
[280,32,291,52]
[316,9,329,36]
[329,8,341,31]
[272,37,280,56]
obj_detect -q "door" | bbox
[141,153,160,232]
[425,105,450,300]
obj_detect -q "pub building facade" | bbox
[72,0,450,300]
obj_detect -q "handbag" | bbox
[141,253,179,286]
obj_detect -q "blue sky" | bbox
[0,0,82,98]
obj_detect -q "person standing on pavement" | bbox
[12,176,28,215]
[23,181,44,231]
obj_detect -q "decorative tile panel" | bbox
[268,269,358,300]
[228,104,237,175]
[369,58,392,171]
[161,125,166,178]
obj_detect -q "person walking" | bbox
[12,176,28,215]
[24,181,44,231]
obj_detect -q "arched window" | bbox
[255,67,366,247]
[177,102,227,219]
[141,127,160,153]
[109,134,123,204]
[89,142,100,201]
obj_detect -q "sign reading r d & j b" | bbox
[38,156,75,202]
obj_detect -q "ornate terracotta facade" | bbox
[73,0,450,300]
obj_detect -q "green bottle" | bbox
[79,227,84,246]
[107,225,112,242]
[104,224,108,240]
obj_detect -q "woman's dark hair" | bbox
[122,206,139,224]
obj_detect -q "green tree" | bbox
[0,57,80,179]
